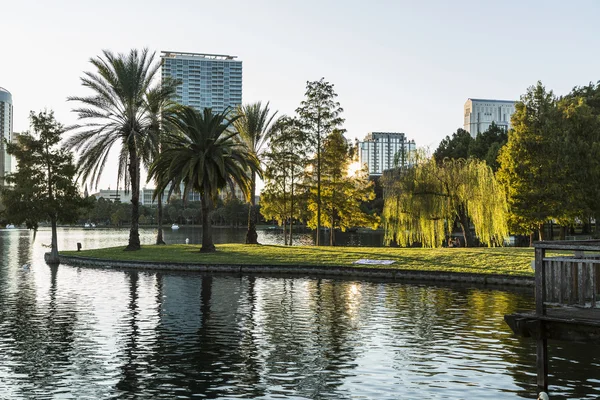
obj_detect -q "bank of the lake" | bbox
[60,244,536,286]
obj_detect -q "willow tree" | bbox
[382,158,508,248]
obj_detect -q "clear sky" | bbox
[2,0,600,190]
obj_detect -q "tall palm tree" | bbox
[67,48,162,251]
[149,106,259,253]
[142,79,179,245]
[233,102,279,244]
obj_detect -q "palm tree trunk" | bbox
[46,216,60,265]
[246,171,259,244]
[156,191,166,245]
[200,192,216,253]
[125,145,141,251]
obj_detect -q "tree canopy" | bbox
[1,110,87,263]
[383,157,508,248]
[296,78,345,245]
[434,124,508,171]
[67,48,168,251]
[306,130,379,245]
[497,82,566,241]
[149,106,259,252]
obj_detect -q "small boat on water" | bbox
[84,223,96,228]
[171,224,180,230]
[6,224,15,229]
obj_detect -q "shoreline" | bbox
[56,253,535,287]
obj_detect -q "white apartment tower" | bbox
[463,98,516,137]
[160,51,243,114]
[0,87,13,187]
[358,132,416,176]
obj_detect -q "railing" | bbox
[534,241,600,315]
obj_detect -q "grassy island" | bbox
[61,244,535,277]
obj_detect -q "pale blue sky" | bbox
[2,0,600,190]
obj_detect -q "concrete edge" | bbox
[56,254,535,287]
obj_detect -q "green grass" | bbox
[61,244,535,276]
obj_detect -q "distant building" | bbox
[91,189,133,204]
[463,98,516,137]
[358,132,416,176]
[160,51,243,114]
[0,87,13,187]
[93,185,245,206]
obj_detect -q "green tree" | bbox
[383,157,508,248]
[233,102,279,244]
[67,48,163,251]
[433,125,507,171]
[558,83,600,233]
[0,111,86,263]
[307,130,379,245]
[296,78,345,245]
[149,106,259,253]
[143,78,179,244]
[261,117,307,245]
[433,128,472,163]
[469,123,508,171]
[497,82,565,244]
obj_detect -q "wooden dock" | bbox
[504,240,600,394]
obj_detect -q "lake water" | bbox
[1,227,599,399]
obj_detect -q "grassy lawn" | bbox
[61,244,535,276]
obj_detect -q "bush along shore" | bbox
[59,244,536,287]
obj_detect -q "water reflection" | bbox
[0,228,599,399]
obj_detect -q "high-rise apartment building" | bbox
[0,87,13,187]
[160,51,243,113]
[358,132,416,176]
[463,98,516,137]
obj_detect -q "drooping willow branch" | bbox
[382,158,509,248]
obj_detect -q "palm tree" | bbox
[67,48,162,251]
[142,79,179,245]
[233,102,279,244]
[149,106,259,253]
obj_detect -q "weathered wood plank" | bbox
[536,248,546,315]
[579,262,586,306]
[570,260,576,304]
[537,336,549,393]
[592,265,597,308]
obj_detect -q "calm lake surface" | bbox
[1,227,599,399]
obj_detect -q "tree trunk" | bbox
[289,175,294,246]
[538,222,545,241]
[529,232,534,247]
[246,171,259,244]
[330,211,335,246]
[283,219,288,246]
[559,225,566,241]
[46,217,60,265]
[200,192,216,253]
[155,191,166,245]
[125,145,141,251]
[316,120,321,246]
[457,206,473,247]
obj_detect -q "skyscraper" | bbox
[463,98,516,137]
[0,87,13,187]
[358,132,416,176]
[160,51,243,113]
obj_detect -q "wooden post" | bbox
[534,247,549,392]
[536,334,549,393]
[535,247,546,315]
